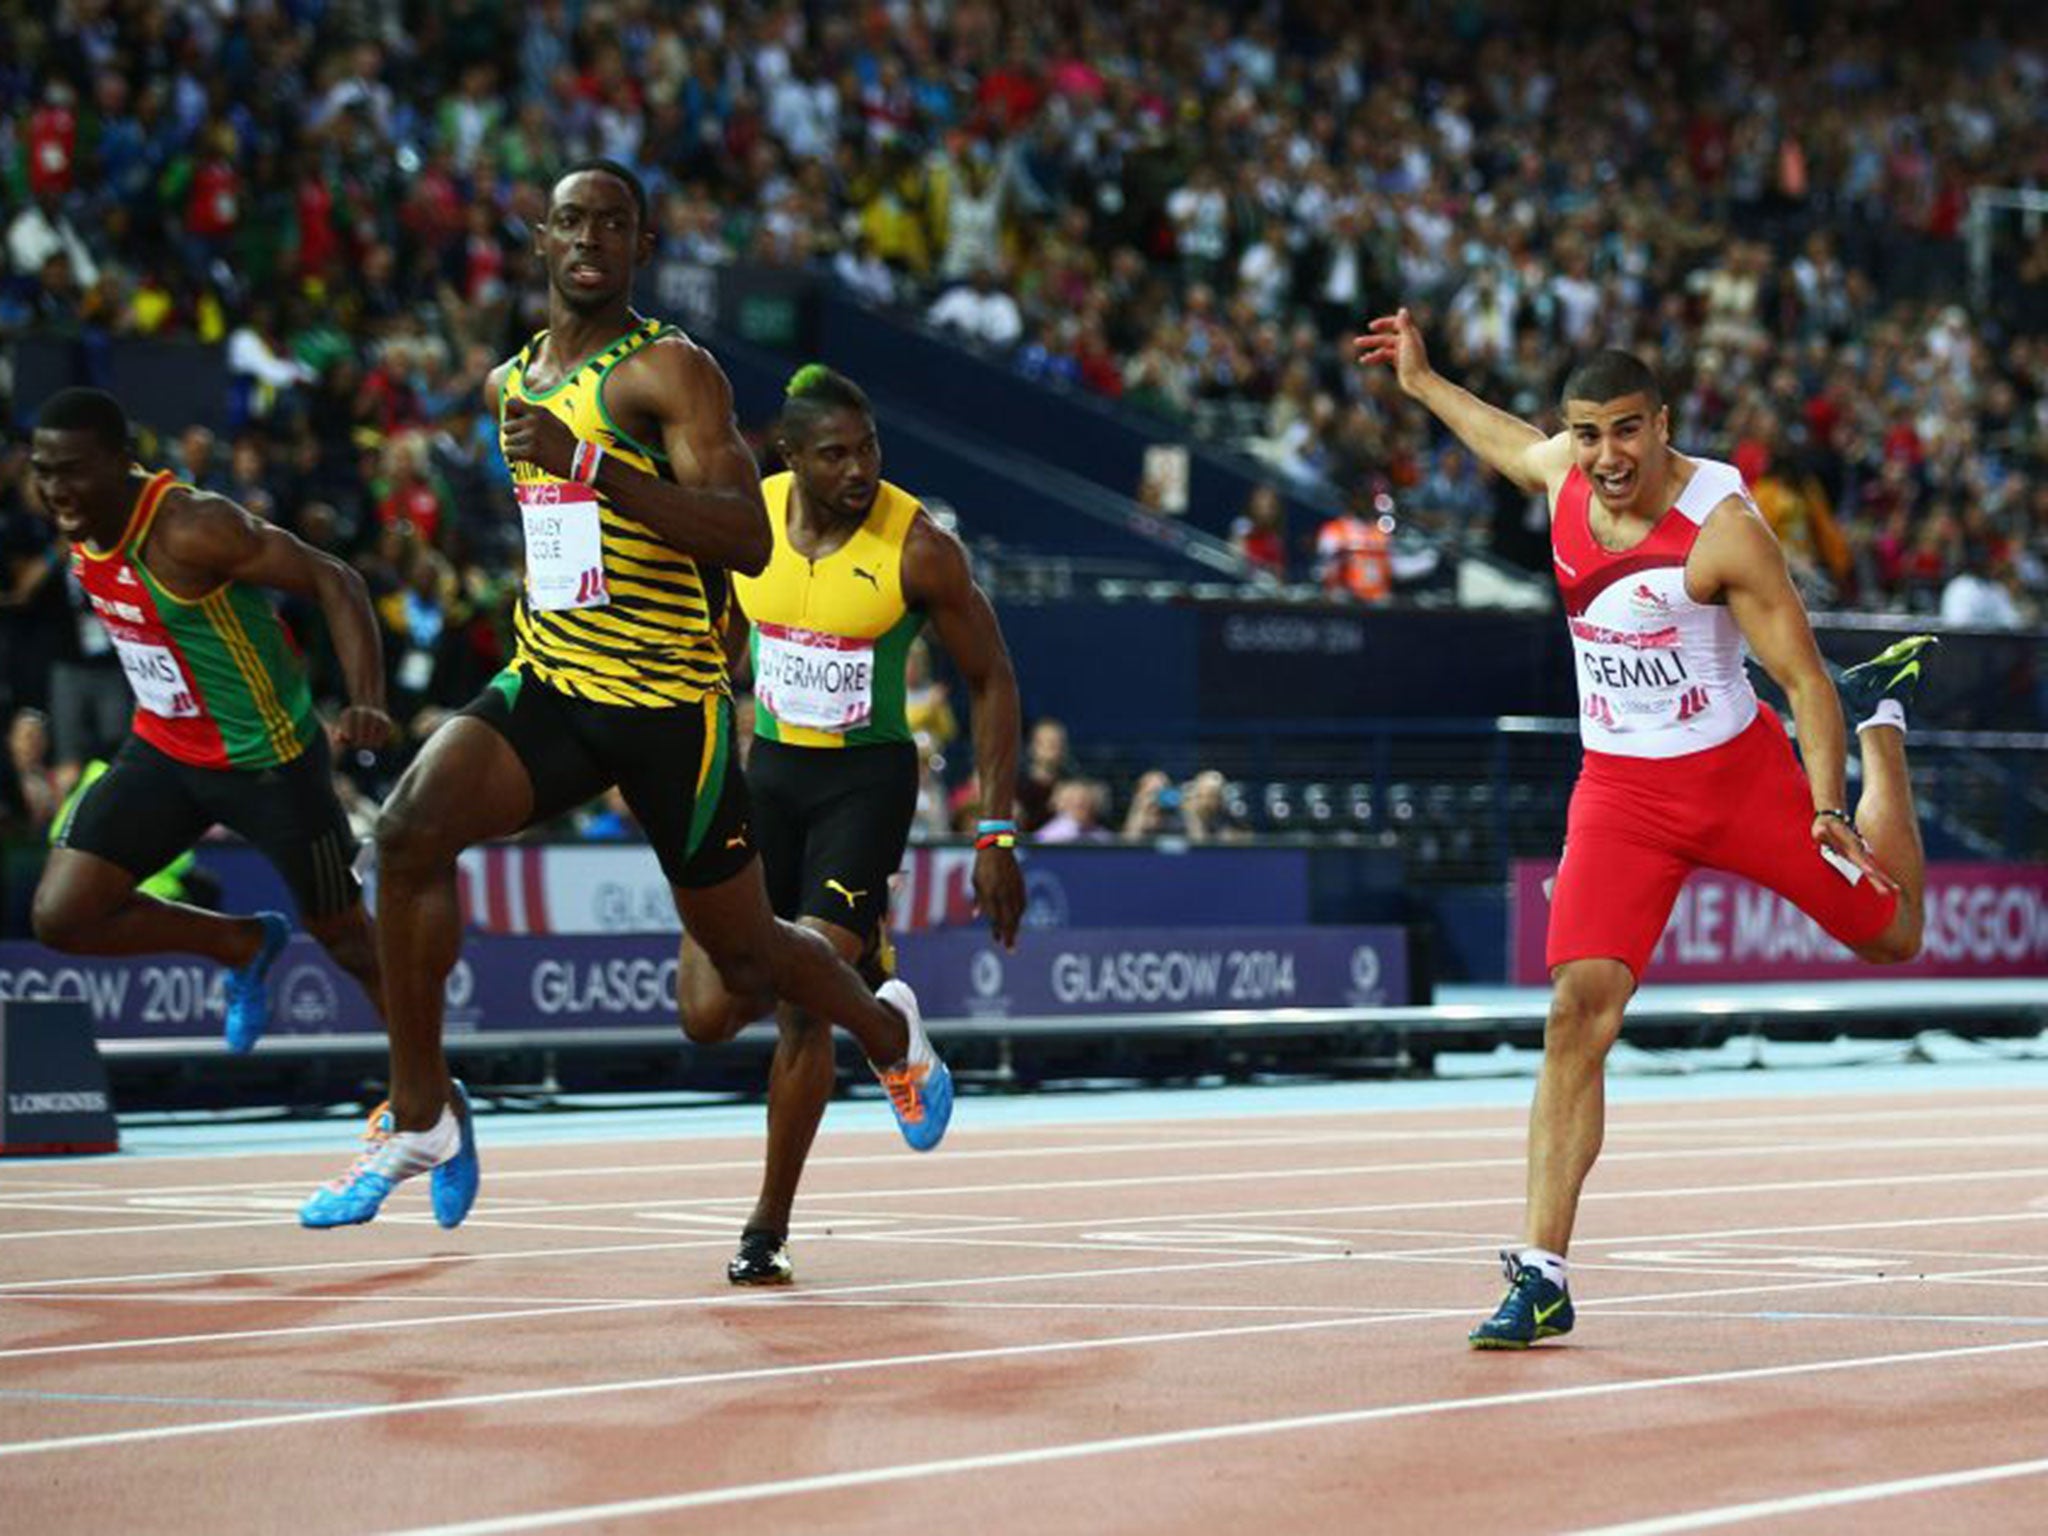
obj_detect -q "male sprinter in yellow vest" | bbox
[722,364,1026,1285]
[27,387,392,1064]
[302,160,952,1227]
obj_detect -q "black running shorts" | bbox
[747,737,918,940]
[459,666,753,889]
[56,730,361,919]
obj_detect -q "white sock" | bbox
[1516,1247,1568,1287]
[364,1106,459,1179]
[1857,698,1907,736]
[400,1105,460,1162]
[876,978,931,1070]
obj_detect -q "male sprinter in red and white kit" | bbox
[1358,312,1935,1348]
[26,387,398,1068]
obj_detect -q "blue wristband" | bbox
[976,819,1017,834]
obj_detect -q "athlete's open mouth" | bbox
[568,262,606,285]
[1594,469,1633,498]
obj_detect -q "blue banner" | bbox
[195,843,1315,937]
[898,926,1413,1019]
[0,925,1412,1044]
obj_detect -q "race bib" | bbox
[754,623,875,732]
[518,482,608,611]
[112,635,200,718]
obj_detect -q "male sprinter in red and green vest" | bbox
[26,389,474,1226]
[720,364,1026,1285]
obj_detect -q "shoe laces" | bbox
[322,1102,396,1192]
[876,1062,928,1123]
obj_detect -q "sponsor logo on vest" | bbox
[1569,618,1679,650]
[92,595,148,624]
[1629,582,1673,615]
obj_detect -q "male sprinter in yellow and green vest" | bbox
[304,159,953,1228]
[27,386,392,1063]
[722,365,1025,1285]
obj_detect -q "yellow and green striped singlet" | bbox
[498,319,729,707]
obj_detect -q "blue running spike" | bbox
[223,912,290,1054]
[1470,1254,1575,1349]
[429,1080,480,1229]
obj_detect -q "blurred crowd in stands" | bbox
[2,0,2046,847]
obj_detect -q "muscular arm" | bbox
[149,490,391,745]
[903,512,1026,946]
[502,335,771,575]
[1354,307,1570,494]
[1696,498,1886,880]
[721,585,752,684]
[1411,379,1571,495]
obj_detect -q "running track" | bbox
[3,1063,2047,1533]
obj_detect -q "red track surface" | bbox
[4,1085,2047,1533]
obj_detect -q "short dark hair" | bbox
[780,363,872,445]
[35,387,131,454]
[551,158,650,229]
[1561,350,1662,412]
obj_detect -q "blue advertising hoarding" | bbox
[0,925,1416,1045]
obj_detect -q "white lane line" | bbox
[1564,1456,2048,1535]
[0,1238,740,1294]
[33,1110,2048,1206]
[0,1216,290,1244]
[0,1301,1457,1457]
[0,1253,1339,1361]
[8,1184,2046,1298]
[1587,1308,2048,1328]
[12,1296,2048,1469]
[7,1227,2043,1367]
[368,1337,2048,1536]
[13,1140,2046,1247]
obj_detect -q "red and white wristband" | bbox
[569,439,606,486]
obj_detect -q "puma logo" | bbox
[825,878,867,907]
[850,565,879,588]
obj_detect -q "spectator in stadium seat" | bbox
[6,190,99,290]
[1120,769,1179,841]
[927,265,1024,351]
[1015,715,1075,832]
[1035,778,1115,843]
[1940,550,2028,628]
[1180,769,1251,843]
[1230,483,1290,582]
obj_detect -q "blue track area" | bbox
[107,1052,2048,1161]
